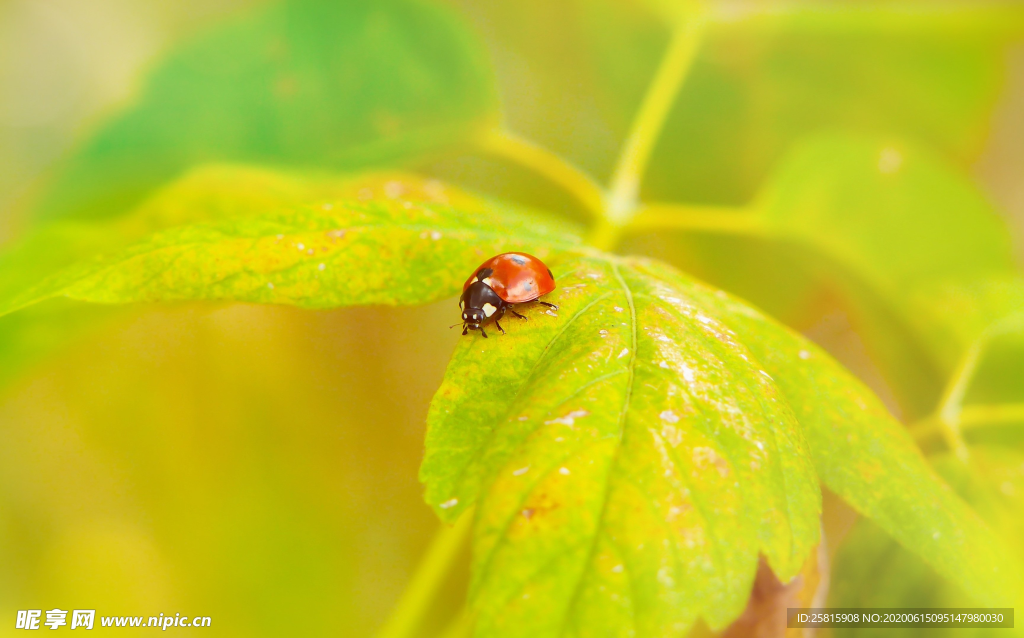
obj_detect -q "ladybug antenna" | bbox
[449,322,464,329]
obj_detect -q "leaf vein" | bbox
[556,261,637,634]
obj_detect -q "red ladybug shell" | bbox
[462,252,556,304]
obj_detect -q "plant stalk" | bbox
[912,402,1024,444]
[375,512,474,638]
[605,15,706,227]
[476,129,605,220]
[628,202,765,236]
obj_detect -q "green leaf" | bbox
[0,300,126,391]
[32,0,497,223]
[905,276,1024,373]
[425,254,821,634]
[1,166,475,306]
[0,168,581,317]
[696,272,1018,609]
[830,447,1024,637]
[758,135,1015,290]
[752,134,1020,409]
[905,278,1024,414]
[939,448,1024,545]
[422,255,1010,636]
[4,164,1012,632]
[1,167,500,390]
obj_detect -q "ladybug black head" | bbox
[462,308,485,328]
[459,280,505,335]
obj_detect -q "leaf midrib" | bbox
[556,261,638,636]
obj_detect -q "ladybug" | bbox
[457,252,558,337]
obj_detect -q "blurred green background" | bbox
[1,0,1023,635]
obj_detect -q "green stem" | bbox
[375,512,474,638]
[926,313,1024,460]
[605,14,706,227]
[961,403,1024,427]
[476,129,605,220]
[586,218,622,252]
[627,202,765,236]
[912,402,1024,444]
[477,14,708,255]
[934,341,981,462]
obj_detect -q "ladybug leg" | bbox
[539,301,559,310]
[493,306,507,335]
[508,307,527,320]
[480,326,488,338]
[462,327,468,336]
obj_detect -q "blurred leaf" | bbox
[0,300,124,391]
[906,276,1024,371]
[830,446,1024,637]
[751,134,1019,410]
[457,0,1021,205]
[32,0,498,223]
[940,448,1024,545]
[423,254,1010,636]
[0,168,581,316]
[758,135,1014,291]
[645,3,1022,203]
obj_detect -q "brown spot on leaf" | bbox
[720,546,828,638]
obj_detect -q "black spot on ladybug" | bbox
[477,267,494,281]
[510,255,527,266]
[547,268,553,279]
